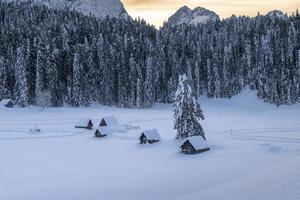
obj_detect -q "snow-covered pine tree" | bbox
[136,77,143,108]
[35,49,46,109]
[14,47,29,107]
[1,54,12,99]
[71,51,83,107]
[206,57,214,97]
[193,62,200,98]
[287,22,298,104]
[35,89,51,110]
[244,39,255,89]
[0,2,299,107]
[96,34,105,103]
[212,49,221,98]
[173,74,205,140]
[143,57,155,107]
[47,48,61,106]
[135,60,144,108]
[0,57,5,99]
[167,77,176,103]
[35,40,52,108]
[298,49,300,102]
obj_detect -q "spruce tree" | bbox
[0,57,5,99]
[173,74,206,140]
[143,57,155,107]
[71,52,83,107]
[0,2,299,108]
[14,47,29,107]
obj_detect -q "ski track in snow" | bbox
[1,115,300,143]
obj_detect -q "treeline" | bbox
[0,2,157,107]
[0,2,299,107]
[158,12,300,105]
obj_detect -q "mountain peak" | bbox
[266,10,288,19]
[2,0,129,19]
[178,5,191,12]
[166,6,219,27]
[71,0,129,19]
[193,7,215,15]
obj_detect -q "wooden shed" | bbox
[75,119,93,130]
[95,126,112,138]
[0,99,14,108]
[180,136,210,154]
[139,129,161,144]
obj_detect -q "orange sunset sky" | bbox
[122,0,300,27]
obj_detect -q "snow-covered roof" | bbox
[142,129,161,140]
[182,136,209,150]
[0,99,13,106]
[75,118,92,127]
[96,126,112,135]
[102,116,119,126]
[101,116,126,132]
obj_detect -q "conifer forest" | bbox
[0,2,299,108]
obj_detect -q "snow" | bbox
[0,89,300,200]
[0,99,13,107]
[182,136,209,150]
[190,15,211,25]
[266,10,288,19]
[167,6,219,26]
[2,0,128,19]
[96,126,112,136]
[71,0,128,19]
[177,157,300,200]
[75,118,92,127]
[101,116,126,133]
[142,129,161,140]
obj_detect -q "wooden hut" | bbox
[180,136,210,154]
[75,119,93,130]
[95,127,112,138]
[99,116,126,132]
[0,99,14,108]
[139,129,161,144]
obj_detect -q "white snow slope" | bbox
[178,157,300,200]
[2,0,129,19]
[0,89,300,200]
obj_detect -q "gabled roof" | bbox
[181,136,209,150]
[142,129,161,140]
[0,99,13,106]
[75,119,92,127]
[96,126,112,135]
[101,116,126,132]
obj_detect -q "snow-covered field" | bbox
[1,90,300,200]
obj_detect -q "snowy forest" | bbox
[0,1,300,108]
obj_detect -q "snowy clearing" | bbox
[1,90,300,200]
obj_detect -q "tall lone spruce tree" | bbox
[173,74,206,140]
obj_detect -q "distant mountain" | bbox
[166,6,219,26]
[2,0,129,19]
[266,10,288,20]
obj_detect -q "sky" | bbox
[122,0,300,27]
